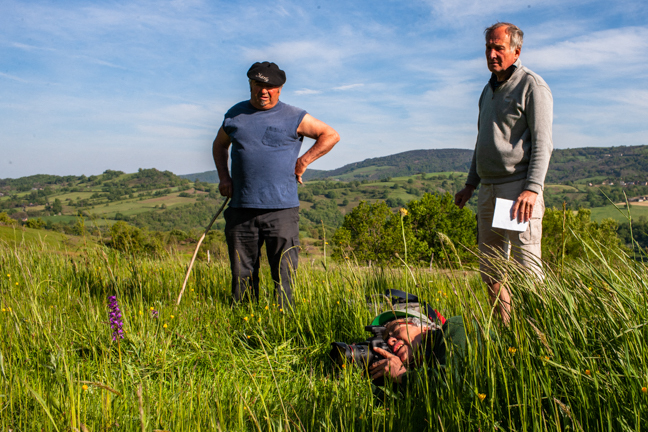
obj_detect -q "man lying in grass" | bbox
[369,316,468,386]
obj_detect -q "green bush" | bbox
[333,193,477,267]
[0,212,18,226]
[332,201,428,265]
[24,218,46,229]
[108,221,164,257]
[542,207,623,264]
[407,192,477,266]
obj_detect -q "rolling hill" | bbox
[181,145,648,184]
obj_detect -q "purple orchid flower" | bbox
[108,295,124,341]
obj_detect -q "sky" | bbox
[1,0,647,179]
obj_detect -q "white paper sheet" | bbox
[492,198,529,232]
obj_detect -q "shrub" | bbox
[332,193,478,267]
[332,201,428,265]
[108,221,163,257]
[0,212,18,226]
[24,218,46,229]
[542,207,623,264]
[407,192,477,266]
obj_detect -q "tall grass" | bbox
[0,235,646,431]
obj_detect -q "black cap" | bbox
[247,62,286,87]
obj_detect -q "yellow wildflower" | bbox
[642,387,647,393]
[265,306,269,310]
[244,317,248,321]
[163,324,167,328]
[150,306,154,311]
[399,208,408,216]
[508,347,517,355]
[478,393,486,401]
[585,369,591,376]
[82,385,88,391]
[170,315,174,319]
[139,310,143,315]
[280,308,283,312]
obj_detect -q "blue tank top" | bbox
[223,101,307,209]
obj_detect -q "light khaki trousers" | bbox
[477,179,544,284]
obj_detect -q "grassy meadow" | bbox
[590,203,648,223]
[1,232,647,431]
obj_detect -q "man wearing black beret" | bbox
[212,61,340,308]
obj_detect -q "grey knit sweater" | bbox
[466,59,553,194]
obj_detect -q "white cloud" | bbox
[0,72,30,83]
[294,89,322,95]
[242,40,346,69]
[524,27,648,71]
[333,83,364,91]
[425,0,579,21]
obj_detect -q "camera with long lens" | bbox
[329,325,393,384]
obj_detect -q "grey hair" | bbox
[485,22,524,51]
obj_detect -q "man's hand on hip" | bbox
[218,178,233,198]
[294,157,308,185]
[512,190,538,223]
[454,185,475,209]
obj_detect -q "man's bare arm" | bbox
[212,126,233,198]
[295,114,340,184]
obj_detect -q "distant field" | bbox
[37,215,112,226]
[545,184,581,192]
[330,165,394,180]
[53,191,97,201]
[0,224,93,249]
[589,203,648,222]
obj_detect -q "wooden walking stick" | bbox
[176,197,229,305]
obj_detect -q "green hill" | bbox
[181,145,648,184]
[2,145,648,243]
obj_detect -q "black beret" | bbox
[247,62,286,87]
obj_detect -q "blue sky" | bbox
[1,0,647,179]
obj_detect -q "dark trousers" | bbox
[224,207,300,307]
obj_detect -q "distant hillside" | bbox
[180,171,220,183]
[180,169,327,183]
[181,145,648,184]
[181,149,472,184]
[544,145,648,184]
[303,149,473,181]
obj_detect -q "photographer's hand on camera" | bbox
[369,347,407,383]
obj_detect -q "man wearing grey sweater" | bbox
[455,22,553,322]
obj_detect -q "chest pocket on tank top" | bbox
[261,126,294,147]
